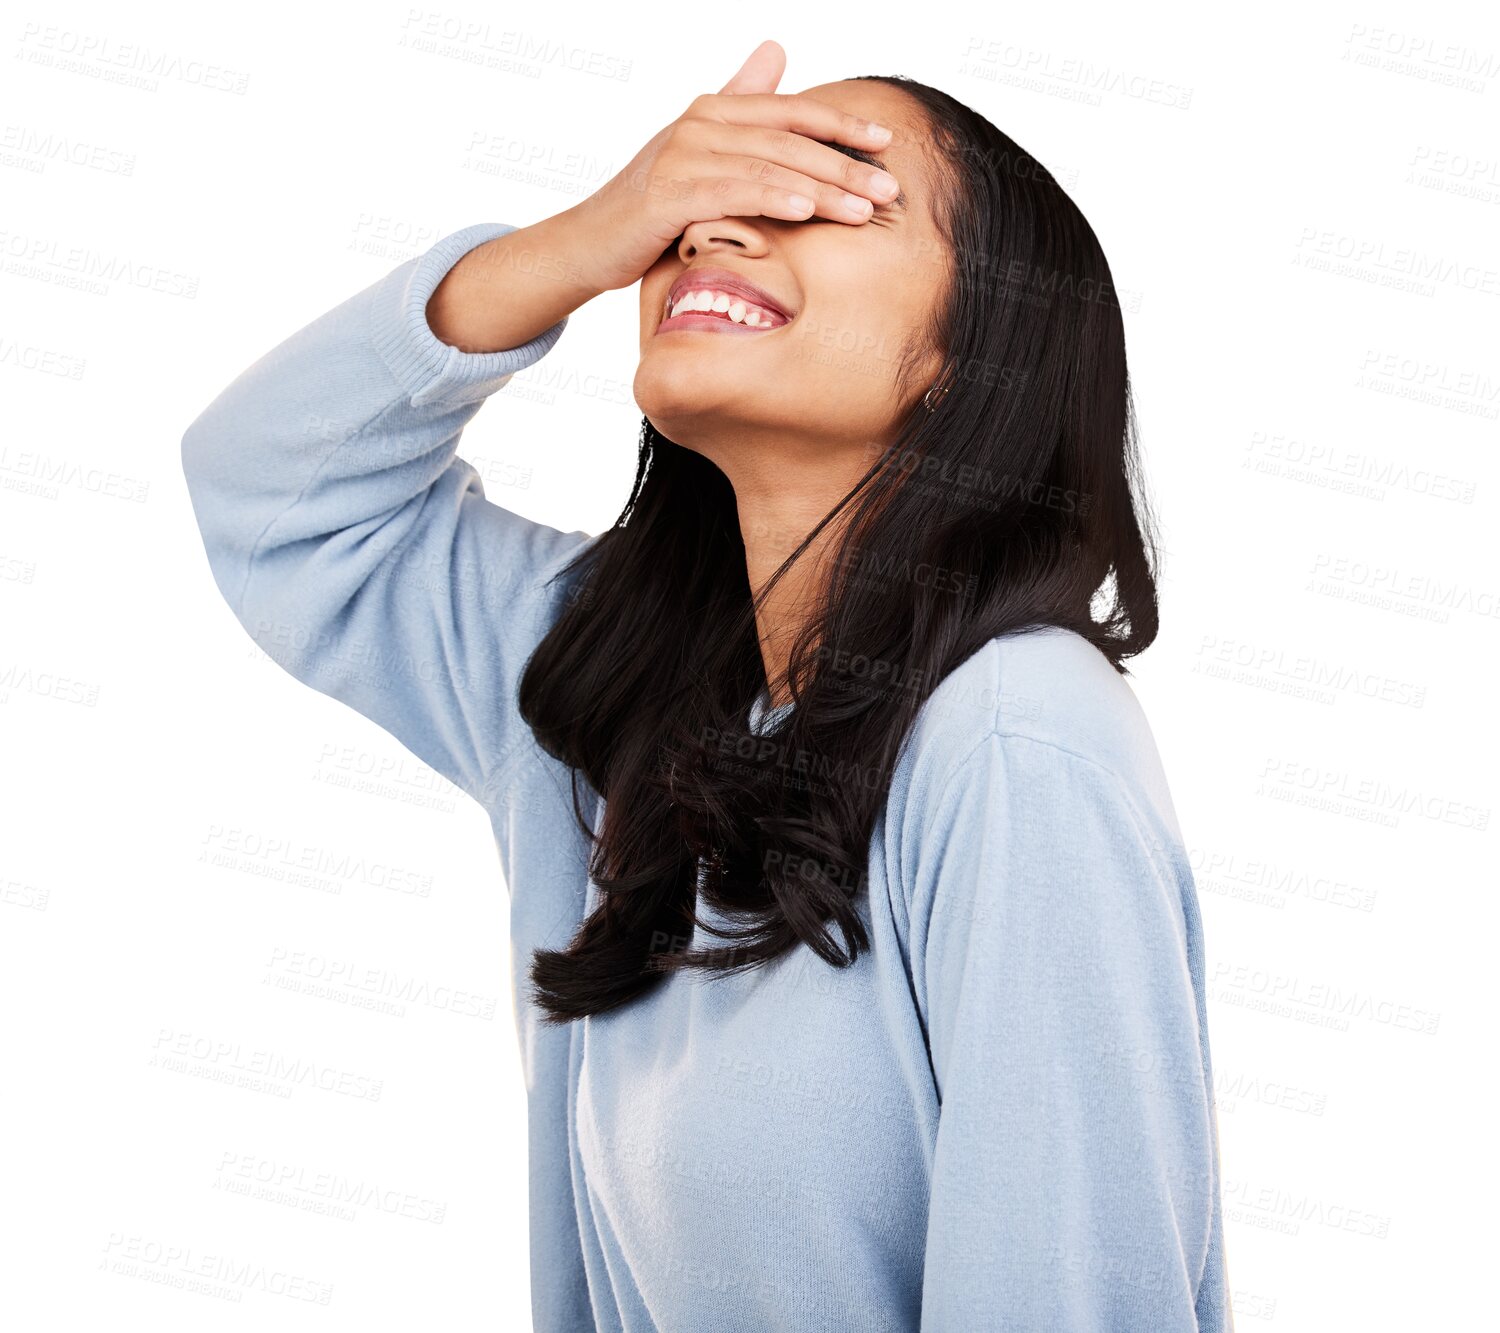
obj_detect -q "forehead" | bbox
[799,80,935,213]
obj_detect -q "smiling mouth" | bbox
[657,287,793,336]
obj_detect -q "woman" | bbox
[182,40,1229,1332]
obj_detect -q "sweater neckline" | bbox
[748,687,796,734]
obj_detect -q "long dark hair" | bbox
[517,74,1160,1023]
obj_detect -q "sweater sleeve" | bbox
[907,730,1228,1331]
[180,222,595,812]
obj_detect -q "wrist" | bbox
[537,201,617,298]
[449,208,609,309]
[375,222,568,407]
[426,213,601,354]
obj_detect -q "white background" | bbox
[3,1,1496,1327]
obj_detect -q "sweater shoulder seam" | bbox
[913,696,1179,897]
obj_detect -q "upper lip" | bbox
[664,267,795,323]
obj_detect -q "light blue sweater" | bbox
[181,221,1230,1331]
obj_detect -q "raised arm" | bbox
[907,730,1230,1330]
[179,219,601,813]
[179,61,929,821]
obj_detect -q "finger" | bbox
[697,91,895,154]
[680,177,828,227]
[705,122,900,215]
[719,39,785,95]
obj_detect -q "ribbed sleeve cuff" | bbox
[369,220,570,409]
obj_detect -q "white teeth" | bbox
[664,287,784,328]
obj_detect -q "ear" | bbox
[719,40,786,95]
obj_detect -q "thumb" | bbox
[719,39,785,95]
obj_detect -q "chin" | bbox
[632,355,736,428]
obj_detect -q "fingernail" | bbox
[866,121,893,141]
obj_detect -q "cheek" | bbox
[803,231,927,372]
[640,287,667,332]
[639,256,679,328]
[789,287,920,411]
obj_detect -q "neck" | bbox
[728,452,868,711]
[657,411,884,711]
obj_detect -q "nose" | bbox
[677,215,775,262]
